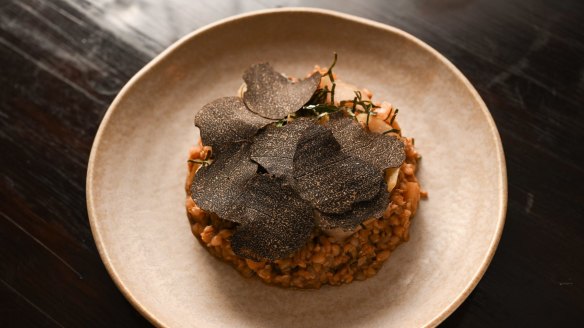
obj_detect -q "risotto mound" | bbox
[185,137,423,289]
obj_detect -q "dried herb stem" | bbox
[389,108,399,126]
[295,54,401,129]
[382,128,401,135]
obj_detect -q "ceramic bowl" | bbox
[87,8,506,328]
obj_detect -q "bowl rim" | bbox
[86,7,507,328]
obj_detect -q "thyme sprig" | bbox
[326,53,337,105]
[389,108,399,125]
[278,53,400,135]
[350,90,381,129]
[324,52,338,78]
[382,108,400,135]
[301,53,339,113]
[297,53,345,119]
[382,128,400,135]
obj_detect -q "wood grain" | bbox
[0,0,582,327]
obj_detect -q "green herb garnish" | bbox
[352,90,380,129]
[290,54,399,132]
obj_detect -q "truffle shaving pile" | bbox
[185,58,424,288]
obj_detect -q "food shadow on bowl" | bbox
[194,207,430,328]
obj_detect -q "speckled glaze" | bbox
[86,8,506,328]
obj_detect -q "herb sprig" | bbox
[382,108,400,135]
[280,53,399,133]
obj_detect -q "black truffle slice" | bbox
[194,96,272,152]
[292,124,382,214]
[250,118,315,178]
[318,183,391,231]
[243,63,322,119]
[190,143,257,220]
[230,175,315,261]
[326,115,405,170]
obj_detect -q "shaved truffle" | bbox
[292,124,382,214]
[190,143,257,220]
[326,115,405,170]
[194,97,272,152]
[243,63,321,119]
[292,123,342,171]
[190,62,410,261]
[250,118,315,177]
[318,184,391,231]
[230,175,314,261]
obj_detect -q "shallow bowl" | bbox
[87,8,507,328]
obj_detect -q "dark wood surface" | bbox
[1,0,583,327]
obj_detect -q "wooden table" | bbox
[1,0,582,326]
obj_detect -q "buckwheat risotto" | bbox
[185,55,425,288]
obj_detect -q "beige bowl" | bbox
[87,8,506,328]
